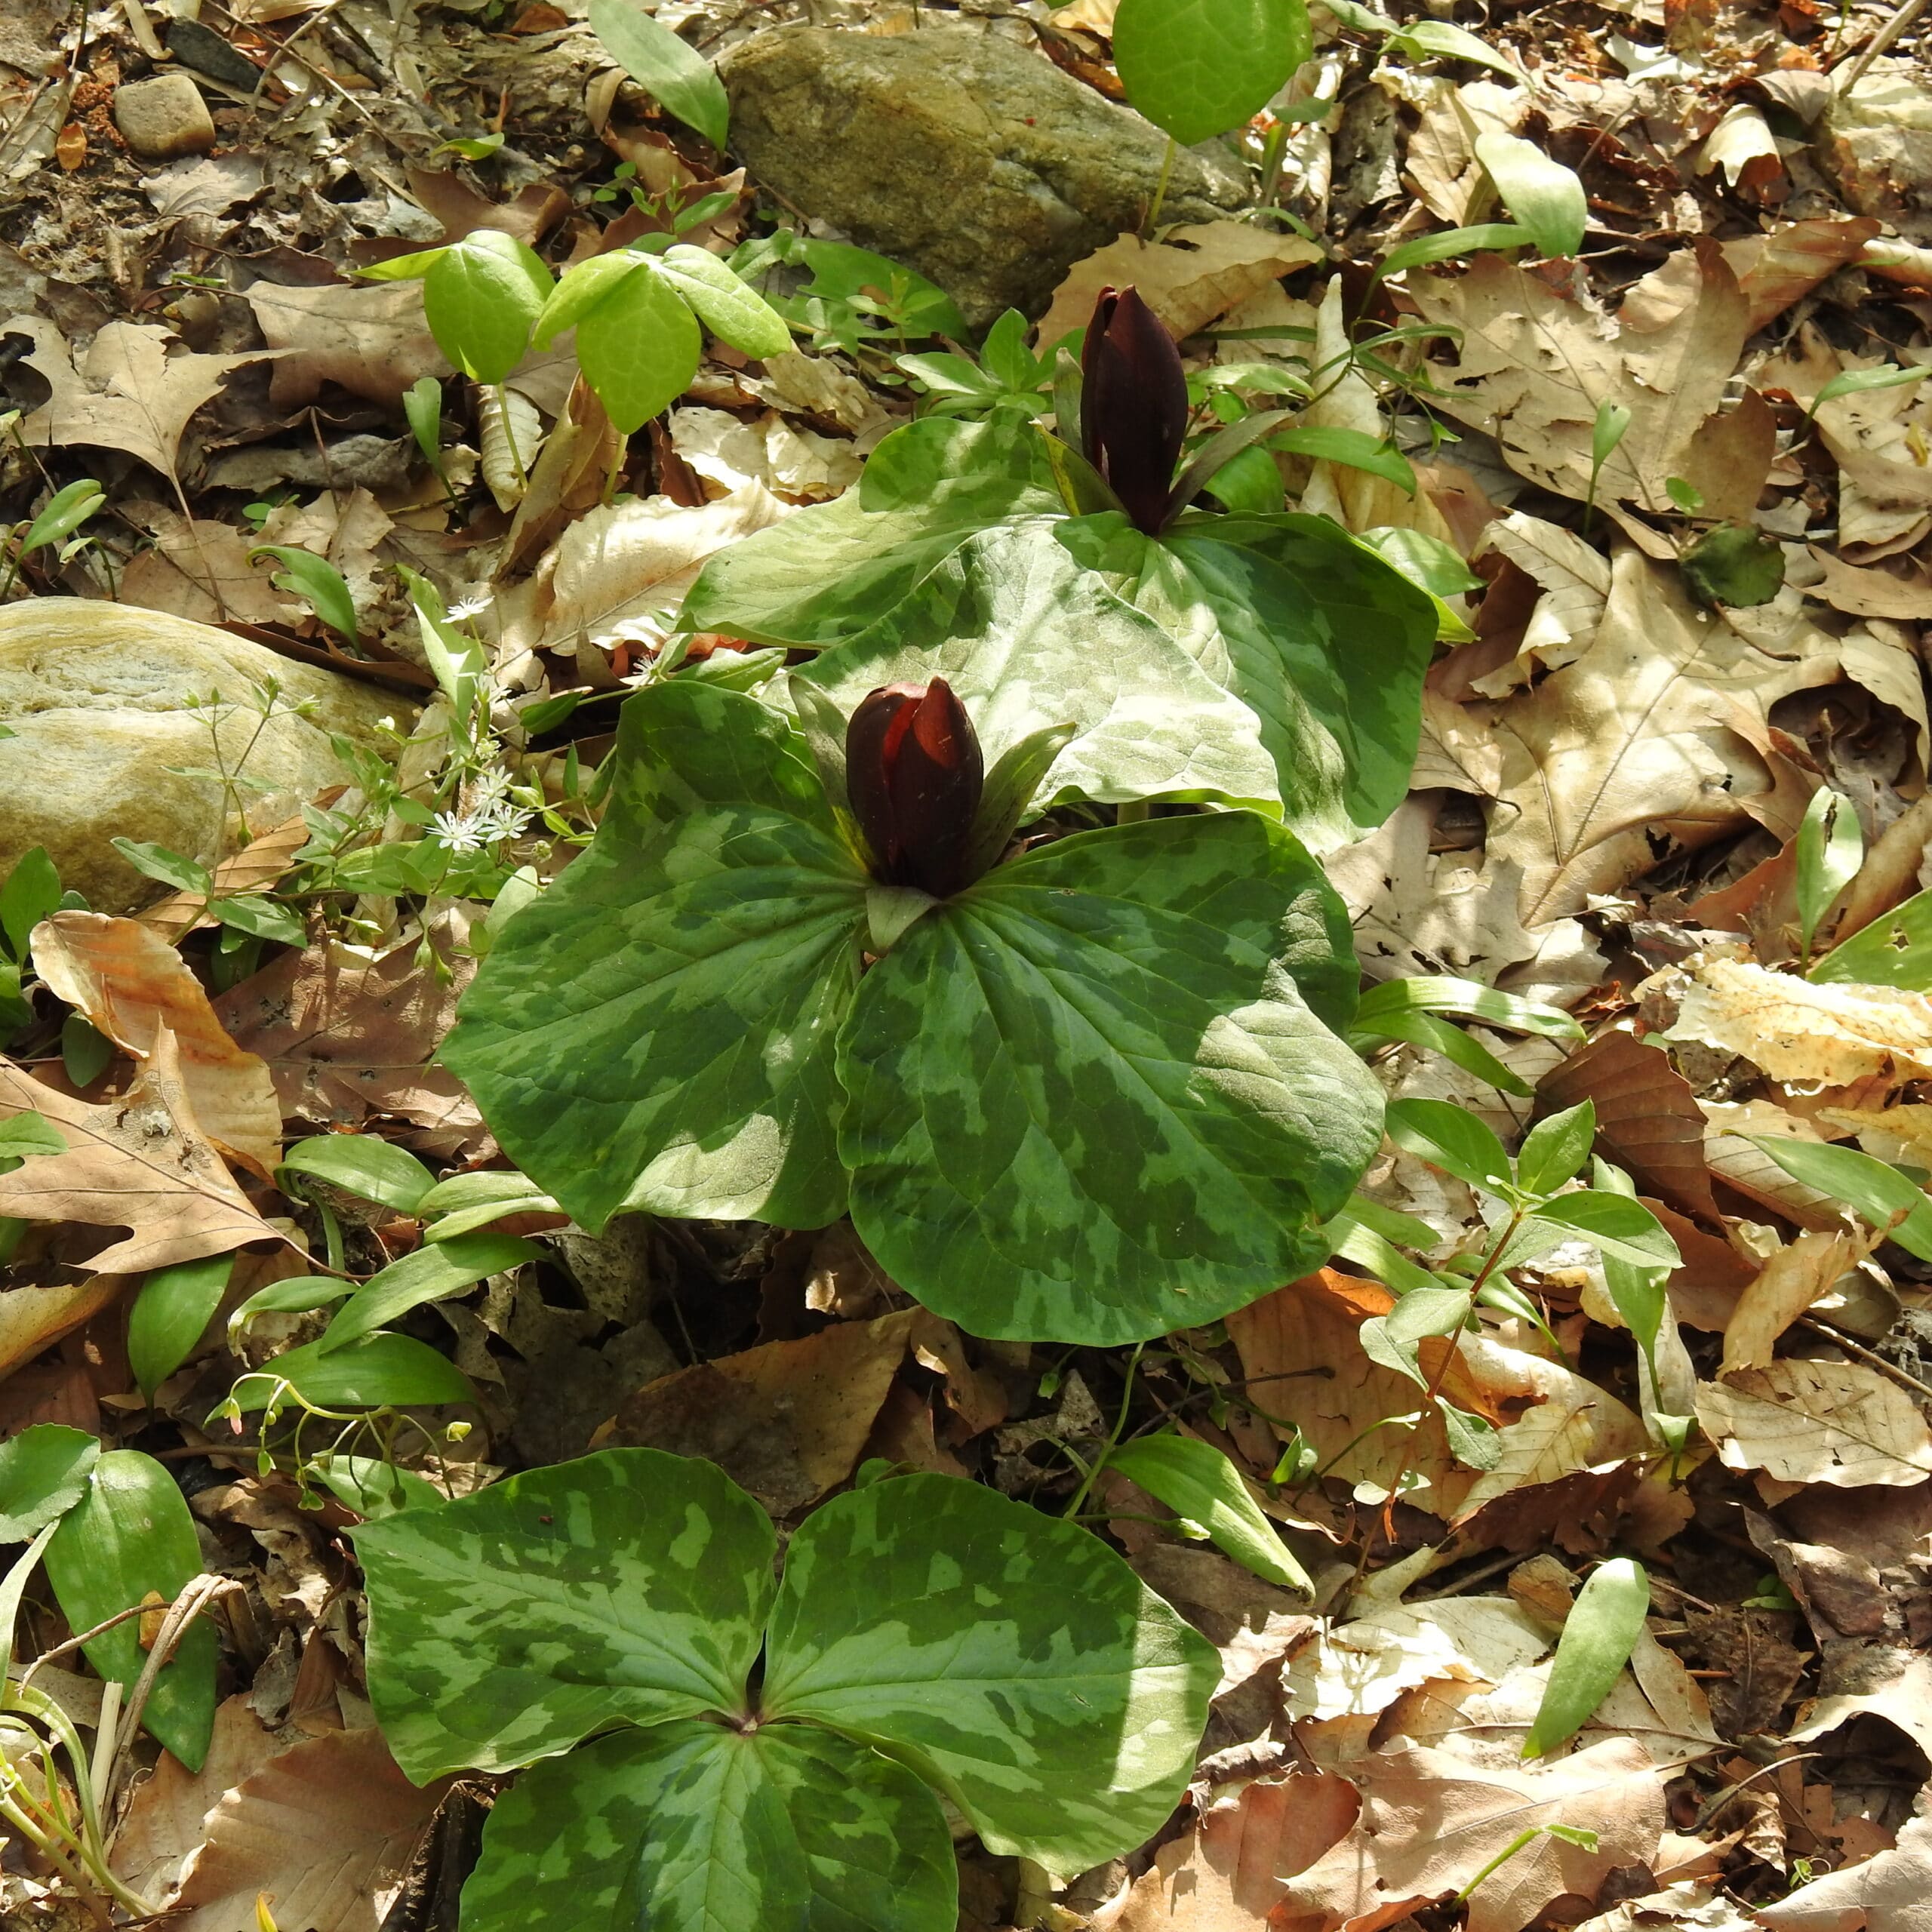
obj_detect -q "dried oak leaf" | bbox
[2,316,275,480]
[1277,1737,1665,1932]
[246,281,448,411]
[0,1032,278,1273]
[1753,1804,1932,1930]
[1406,242,1770,518]
[32,912,282,1180]
[1696,1361,1932,1488]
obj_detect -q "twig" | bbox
[1832,0,1931,93]
[1694,1751,1824,1831]
[106,1577,238,1806]
[16,1603,154,1690]
[1798,1316,1932,1407]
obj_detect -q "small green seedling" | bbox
[1795,786,1863,965]
[1523,1557,1651,1758]
[249,546,358,644]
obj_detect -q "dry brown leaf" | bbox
[1754,1802,1932,1930]
[1720,1228,1881,1377]
[1578,1881,1760,1930]
[1277,1738,1665,1932]
[163,1725,451,1932]
[1475,551,1906,926]
[595,1308,971,1513]
[0,1034,278,1273]
[1112,1770,1358,1931]
[1724,217,1884,333]
[1804,549,1932,620]
[495,483,787,669]
[669,406,862,503]
[0,1276,128,1382]
[247,281,449,411]
[1469,510,1612,698]
[211,940,481,1149]
[1665,959,1932,1088]
[1036,222,1324,348]
[1406,244,1770,517]
[1696,103,1783,202]
[32,912,282,1180]
[117,514,291,628]
[138,815,318,945]
[1697,1361,1932,1488]
[1538,1030,1718,1222]
[4,317,273,481]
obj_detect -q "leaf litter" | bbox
[2,0,1932,1927]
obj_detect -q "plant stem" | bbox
[1143,138,1177,240]
[1063,1343,1145,1521]
[494,385,529,490]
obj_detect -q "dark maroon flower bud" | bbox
[844,678,985,897]
[1081,285,1190,537]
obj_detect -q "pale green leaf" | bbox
[1523,1558,1649,1759]
[231,1332,475,1412]
[1105,1434,1311,1594]
[1749,1134,1932,1263]
[1811,885,1932,990]
[0,1424,97,1541]
[588,0,729,149]
[1797,786,1863,957]
[278,1134,435,1214]
[1473,131,1587,257]
[655,245,791,358]
[1113,0,1312,145]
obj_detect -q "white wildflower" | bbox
[447,592,493,622]
[430,810,487,854]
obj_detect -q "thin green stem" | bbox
[1143,138,1178,239]
[1063,1343,1145,1521]
[493,385,530,490]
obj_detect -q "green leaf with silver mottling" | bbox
[356,1449,774,1781]
[793,520,1282,816]
[763,1472,1218,1872]
[443,681,868,1234]
[1064,510,1437,848]
[837,813,1380,1344]
[463,1722,955,1932]
[45,1450,217,1770]
[679,417,1062,648]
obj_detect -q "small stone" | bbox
[112,72,217,161]
[164,20,263,92]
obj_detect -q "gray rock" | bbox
[0,601,410,912]
[721,23,1251,328]
[112,73,217,162]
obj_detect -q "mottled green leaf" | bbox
[793,521,1282,816]
[1069,510,1436,848]
[443,682,869,1233]
[463,1723,955,1932]
[837,813,1379,1344]
[763,1473,1217,1872]
[357,1450,774,1780]
[45,1451,216,1770]
[679,417,1061,648]
[1113,0,1312,145]
[0,1423,97,1541]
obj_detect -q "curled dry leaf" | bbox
[1037,221,1324,347]
[1697,1361,1932,1489]
[1469,510,1613,699]
[1752,1805,1932,1930]
[0,1032,278,1274]
[1719,1228,1882,1377]
[669,405,863,503]
[1724,216,1883,333]
[1276,1738,1665,1932]
[162,1724,453,1932]
[31,912,282,1180]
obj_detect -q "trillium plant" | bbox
[445,673,1383,1344]
[357,1450,1218,1932]
[682,283,1440,851]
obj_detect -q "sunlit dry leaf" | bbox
[1753,1805,1932,1930]
[1720,1228,1881,1377]
[1576,1880,1760,1930]
[1406,243,1770,516]
[3,316,274,481]
[0,1277,128,1383]
[669,406,863,503]
[248,281,449,411]
[164,1725,452,1932]
[1695,103,1783,202]
[1724,216,1883,332]
[1469,510,1612,697]
[138,815,318,946]
[0,1033,275,1272]
[1697,1361,1932,1488]
[1278,1738,1665,1932]
[32,912,281,1180]
[1037,222,1324,347]
[116,513,291,629]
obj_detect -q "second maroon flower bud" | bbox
[844,678,985,898]
[1081,284,1191,538]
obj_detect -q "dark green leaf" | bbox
[1113,0,1312,144]
[1529,1189,1682,1269]
[45,1450,217,1770]
[1515,1100,1595,1199]
[0,848,60,959]
[109,839,211,897]
[278,1134,435,1214]
[210,893,306,947]
[1268,426,1417,493]
[1384,1096,1514,1192]
[1748,1134,1932,1263]
[60,1014,114,1088]
[128,1254,232,1399]
[249,546,358,641]
[1679,521,1786,609]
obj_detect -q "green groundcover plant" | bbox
[681,286,1438,851]
[356,1449,1218,1932]
[442,676,1381,1344]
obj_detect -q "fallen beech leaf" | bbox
[1665,958,1932,1088]
[1789,1640,1932,1764]
[3,316,274,481]
[1696,103,1784,202]
[1407,243,1770,516]
[1697,1361,1932,1488]
[0,1277,128,1382]
[1538,1030,1718,1222]
[211,940,482,1149]
[593,1307,970,1514]
[1720,1228,1881,1377]
[1037,221,1324,347]
[1113,1769,1358,1930]
[494,482,787,667]
[164,1724,452,1932]
[116,513,291,629]
[138,814,321,944]
[32,912,282,1180]
[1277,1738,1665,1932]
[1724,216,1884,333]
[0,1033,278,1273]
[403,167,568,248]
[1754,1799,1932,1930]
[247,281,450,411]
[1580,1881,1760,1930]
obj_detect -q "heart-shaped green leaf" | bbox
[423,232,552,386]
[836,812,1380,1343]
[1113,0,1313,146]
[577,258,703,433]
[442,682,867,1232]
[793,521,1282,815]
[357,1450,775,1780]
[461,1722,956,1932]
[763,1472,1217,1871]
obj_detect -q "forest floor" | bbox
[3,0,1932,1928]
